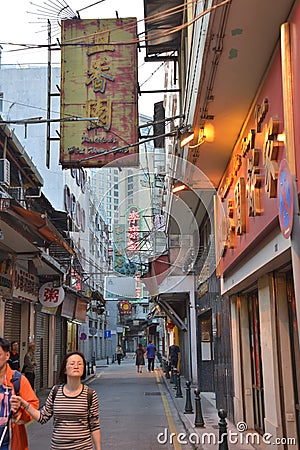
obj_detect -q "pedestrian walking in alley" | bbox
[22,342,36,390]
[0,337,39,450]
[8,341,20,372]
[115,345,123,365]
[145,340,156,372]
[134,343,146,373]
[168,343,180,371]
[12,351,101,450]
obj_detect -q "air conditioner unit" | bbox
[0,159,10,186]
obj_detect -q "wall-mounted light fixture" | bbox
[180,130,195,148]
[277,132,285,142]
[172,181,189,194]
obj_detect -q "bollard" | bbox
[170,366,175,384]
[175,371,183,398]
[112,354,115,364]
[106,356,109,365]
[165,362,170,379]
[218,409,229,450]
[194,388,205,427]
[91,362,94,375]
[184,381,193,414]
[172,368,178,390]
[87,362,91,376]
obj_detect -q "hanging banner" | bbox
[60,18,139,168]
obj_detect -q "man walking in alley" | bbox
[8,341,20,372]
[22,342,36,390]
[116,344,123,365]
[168,343,180,371]
[145,340,156,372]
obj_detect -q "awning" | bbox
[91,289,106,305]
[156,296,188,331]
[143,0,184,60]
[0,201,74,256]
[142,254,171,296]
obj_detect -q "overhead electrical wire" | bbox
[0,0,231,153]
[0,0,223,52]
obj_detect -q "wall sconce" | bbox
[277,132,285,142]
[188,124,215,149]
[180,131,195,148]
[172,181,188,194]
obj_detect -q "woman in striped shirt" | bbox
[11,351,101,450]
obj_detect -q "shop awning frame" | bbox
[0,201,74,256]
[156,296,188,331]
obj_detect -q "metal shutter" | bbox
[4,299,21,344]
[35,310,49,390]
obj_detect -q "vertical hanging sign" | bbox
[60,18,139,168]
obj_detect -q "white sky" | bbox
[0,0,165,116]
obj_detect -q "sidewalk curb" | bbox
[160,372,260,450]
[160,373,203,450]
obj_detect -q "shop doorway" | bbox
[248,293,265,434]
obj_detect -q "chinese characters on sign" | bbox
[219,97,283,252]
[39,282,65,307]
[60,18,139,168]
[13,267,39,303]
[127,208,141,254]
[112,212,141,276]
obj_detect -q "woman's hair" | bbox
[138,343,143,349]
[58,351,87,383]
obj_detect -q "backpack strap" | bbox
[10,370,22,395]
[51,385,60,403]
[87,387,93,410]
[87,387,94,429]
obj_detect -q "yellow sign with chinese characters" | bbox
[60,18,139,168]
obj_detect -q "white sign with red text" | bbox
[39,282,65,307]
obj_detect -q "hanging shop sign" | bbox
[61,294,76,319]
[39,282,65,307]
[127,207,141,255]
[60,18,138,168]
[112,225,137,276]
[74,297,88,322]
[13,266,39,303]
[118,300,131,315]
[0,256,13,298]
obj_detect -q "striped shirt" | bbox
[38,384,100,450]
